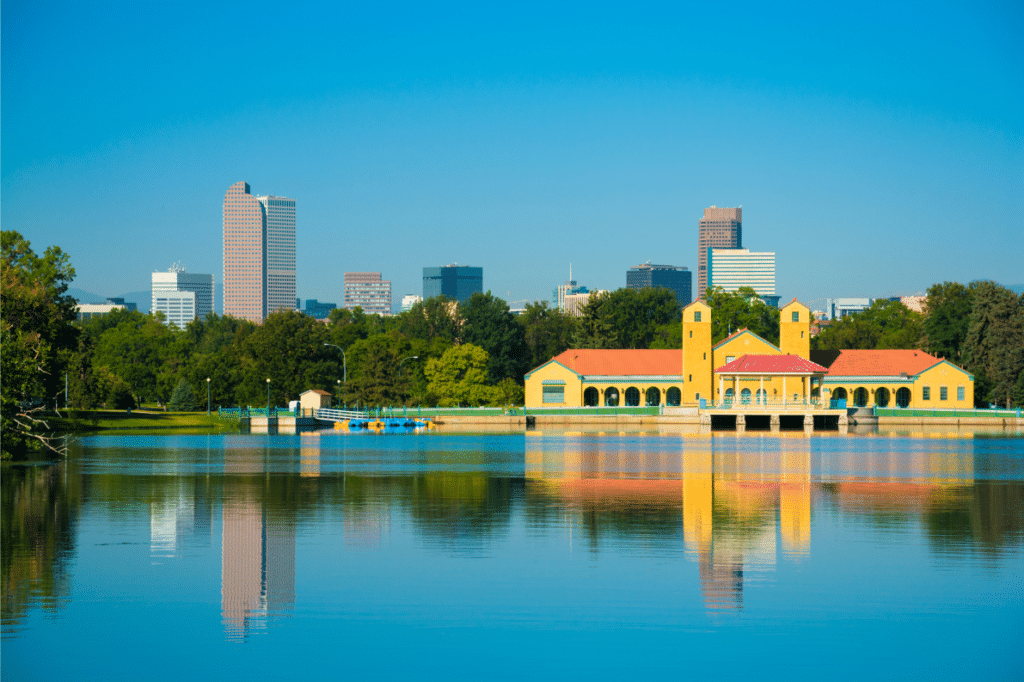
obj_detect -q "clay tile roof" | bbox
[825,349,943,377]
[548,349,681,376]
[302,389,332,396]
[716,354,828,374]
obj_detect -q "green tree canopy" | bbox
[461,291,529,383]
[705,287,780,345]
[924,281,972,362]
[518,300,575,370]
[962,281,1024,408]
[1,231,78,457]
[424,344,500,407]
[814,299,923,351]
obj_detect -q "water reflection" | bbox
[221,447,295,640]
[524,430,1020,611]
[3,429,1023,650]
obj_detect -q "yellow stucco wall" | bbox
[779,300,810,360]
[823,361,974,408]
[682,301,712,404]
[524,362,583,407]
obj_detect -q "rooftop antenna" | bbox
[169,261,185,273]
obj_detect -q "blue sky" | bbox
[3,0,1022,312]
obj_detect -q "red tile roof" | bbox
[715,354,828,374]
[825,349,943,377]
[546,349,681,376]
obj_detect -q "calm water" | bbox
[3,427,1023,680]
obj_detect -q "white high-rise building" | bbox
[401,294,423,312]
[344,272,392,315]
[152,267,214,328]
[257,195,297,316]
[707,248,776,298]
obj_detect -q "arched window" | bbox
[724,388,734,405]
[666,387,681,406]
[583,387,599,407]
[740,388,752,405]
[875,387,890,408]
[896,387,911,408]
[832,387,848,401]
[625,387,641,406]
[853,387,869,407]
[605,387,619,407]
[645,387,661,406]
[756,388,767,405]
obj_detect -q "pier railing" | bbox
[875,407,1021,419]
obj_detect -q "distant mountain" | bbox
[68,288,150,314]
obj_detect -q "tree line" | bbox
[4,228,1023,457]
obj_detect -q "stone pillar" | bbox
[733,376,738,407]
[719,376,724,405]
[783,376,787,406]
[770,414,780,432]
[735,414,745,433]
[803,413,814,433]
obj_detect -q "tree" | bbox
[341,333,412,408]
[1,231,78,457]
[90,311,180,406]
[706,287,780,345]
[924,281,972,361]
[814,299,923,351]
[167,378,198,411]
[395,296,462,346]
[424,344,500,406]
[961,281,1024,408]
[235,310,339,406]
[519,301,576,370]
[461,291,530,384]
[572,292,618,349]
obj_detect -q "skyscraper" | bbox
[152,267,214,329]
[707,248,777,306]
[626,262,692,308]
[222,182,296,324]
[422,265,482,303]
[697,206,742,299]
[259,195,297,317]
[343,272,392,315]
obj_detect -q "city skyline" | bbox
[3,2,1021,309]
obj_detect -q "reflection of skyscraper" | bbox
[221,449,295,639]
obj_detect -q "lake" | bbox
[3,426,1022,680]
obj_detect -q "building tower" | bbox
[626,262,692,308]
[152,265,214,329]
[779,299,811,360]
[343,272,392,315]
[257,195,297,316]
[682,300,713,404]
[697,206,742,299]
[707,248,779,308]
[422,265,483,303]
[223,182,296,323]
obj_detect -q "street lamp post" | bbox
[266,378,271,414]
[336,379,341,408]
[206,377,211,416]
[323,343,347,384]
[398,356,419,376]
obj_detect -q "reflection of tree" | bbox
[925,483,1024,556]
[1,463,81,631]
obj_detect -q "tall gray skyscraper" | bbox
[697,206,742,299]
[258,195,297,316]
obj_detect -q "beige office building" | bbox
[697,206,742,299]
[223,181,296,324]
[344,272,392,315]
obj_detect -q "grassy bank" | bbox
[49,410,238,434]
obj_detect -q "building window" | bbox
[940,386,948,401]
[801,331,805,338]
[726,356,735,363]
[689,331,692,338]
[694,311,701,322]
[542,385,565,404]
[958,386,965,401]
[667,387,681,406]
[688,374,692,382]
[922,386,930,401]
[792,311,799,322]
